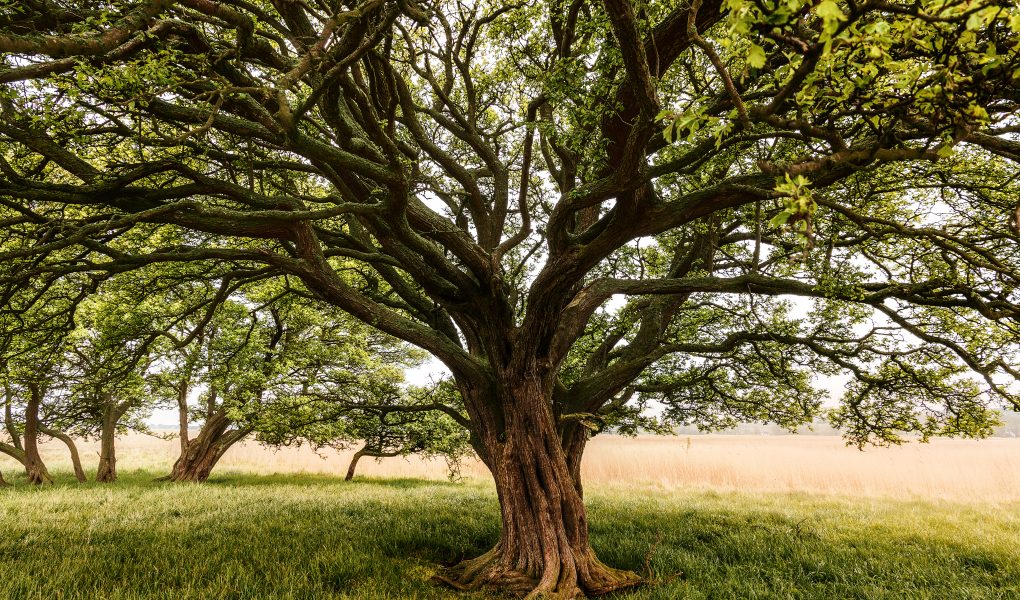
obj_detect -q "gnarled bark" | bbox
[40,426,86,483]
[162,409,249,482]
[23,384,52,485]
[560,422,590,499]
[436,371,640,599]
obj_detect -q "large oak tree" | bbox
[2,0,1019,596]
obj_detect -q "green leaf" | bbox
[747,44,767,69]
[816,0,844,22]
[816,0,846,37]
[770,210,793,227]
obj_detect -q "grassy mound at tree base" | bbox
[0,472,1017,599]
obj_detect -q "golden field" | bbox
[12,432,1020,503]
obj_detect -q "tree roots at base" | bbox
[433,545,643,599]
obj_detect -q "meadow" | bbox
[1,435,1019,599]
[19,431,1020,501]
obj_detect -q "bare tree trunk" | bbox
[95,407,118,483]
[177,385,189,455]
[161,410,249,482]
[344,444,402,481]
[96,397,135,483]
[436,371,640,598]
[23,384,52,485]
[345,445,367,481]
[39,426,86,483]
[3,386,21,451]
[0,468,9,486]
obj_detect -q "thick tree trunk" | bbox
[23,385,52,485]
[39,426,86,483]
[95,409,118,483]
[437,372,640,598]
[162,410,248,482]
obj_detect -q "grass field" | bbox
[1,435,1019,599]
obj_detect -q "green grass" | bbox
[1,470,1018,599]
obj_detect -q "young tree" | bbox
[2,1,1019,595]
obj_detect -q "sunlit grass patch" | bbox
[1,472,1018,599]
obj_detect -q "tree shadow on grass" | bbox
[0,470,463,494]
[582,498,1020,599]
[2,479,1017,599]
[320,492,1020,599]
[200,472,458,490]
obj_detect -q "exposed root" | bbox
[25,466,52,485]
[434,545,642,599]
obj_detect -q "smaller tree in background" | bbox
[158,280,427,483]
[1,297,78,485]
[1,381,26,474]
[156,298,277,483]
[339,383,473,482]
[3,362,58,485]
[257,378,472,481]
[2,352,88,483]
[54,279,172,483]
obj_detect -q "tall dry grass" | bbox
[14,432,1020,502]
[580,435,1020,502]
